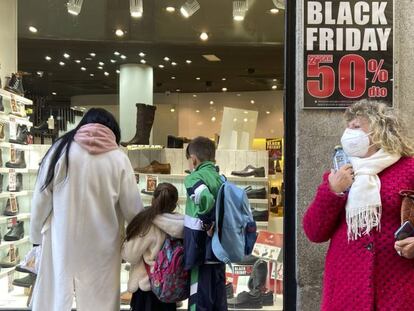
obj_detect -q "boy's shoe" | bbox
[120,291,132,305]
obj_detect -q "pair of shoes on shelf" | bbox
[231,165,265,178]
[135,160,171,175]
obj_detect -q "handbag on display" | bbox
[400,190,414,225]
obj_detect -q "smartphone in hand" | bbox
[394,221,414,241]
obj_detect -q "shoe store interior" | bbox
[0,0,286,309]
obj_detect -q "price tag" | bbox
[10,146,16,163]
[7,216,17,229]
[146,175,158,192]
[9,245,16,262]
[9,118,17,141]
[8,270,14,292]
[10,196,17,213]
[8,171,16,192]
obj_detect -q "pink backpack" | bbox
[147,237,190,303]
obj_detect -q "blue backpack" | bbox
[212,176,257,265]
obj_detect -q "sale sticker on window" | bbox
[303,0,394,108]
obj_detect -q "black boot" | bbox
[0,174,3,193]
[9,124,29,145]
[5,73,24,96]
[4,221,24,241]
[0,95,4,112]
[120,103,156,146]
[5,150,27,169]
[248,259,268,292]
[0,123,5,140]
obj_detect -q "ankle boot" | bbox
[4,221,24,241]
[7,174,23,192]
[3,197,19,216]
[5,150,26,169]
[5,73,24,96]
[9,124,29,145]
[120,103,156,146]
[247,259,268,292]
[0,248,20,268]
[0,150,2,167]
[0,174,3,193]
[0,95,4,112]
[0,123,5,140]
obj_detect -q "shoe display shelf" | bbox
[0,89,33,108]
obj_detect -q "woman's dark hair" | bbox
[126,183,178,241]
[40,108,121,190]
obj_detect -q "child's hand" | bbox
[207,222,215,237]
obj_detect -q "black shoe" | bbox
[231,165,265,178]
[226,283,234,299]
[3,197,19,216]
[12,273,36,288]
[5,150,26,168]
[0,95,4,112]
[247,259,268,292]
[245,186,267,199]
[227,290,263,309]
[261,291,274,306]
[4,221,24,241]
[0,174,3,193]
[9,124,29,145]
[5,73,24,96]
[7,173,23,192]
[30,122,48,135]
[252,209,268,222]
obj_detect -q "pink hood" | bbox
[74,123,118,154]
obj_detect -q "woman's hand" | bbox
[328,164,354,194]
[395,237,414,259]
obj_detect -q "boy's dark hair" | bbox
[186,136,216,162]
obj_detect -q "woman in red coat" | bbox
[303,100,414,311]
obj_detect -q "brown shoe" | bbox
[120,291,132,305]
[135,160,171,174]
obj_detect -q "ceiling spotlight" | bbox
[104,71,109,76]
[222,77,226,81]
[164,57,170,62]
[186,60,192,64]
[272,0,285,10]
[233,1,248,21]
[272,85,277,90]
[171,62,177,66]
[180,0,200,18]
[130,0,143,18]
[176,89,181,92]
[75,59,81,63]
[171,76,176,80]
[170,107,176,112]
[63,53,70,59]
[114,51,120,56]
[81,67,86,71]
[90,73,94,77]
[115,29,125,37]
[210,100,214,105]
[52,92,57,96]
[250,100,255,104]
[140,59,146,64]
[266,111,271,114]
[196,77,201,80]
[116,70,120,74]
[200,32,209,41]
[67,0,83,16]
[270,8,279,14]
[121,55,127,59]
[158,65,165,69]
[36,71,44,77]
[59,61,65,66]
[139,52,146,57]
[211,116,216,122]
[98,66,103,70]
[45,56,52,61]
[110,59,116,63]
[29,26,38,33]
[90,53,96,57]
[99,62,104,66]
[222,87,228,92]
[166,6,175,12]
[193,94,197,97]
[273,79,277,81]
[196,110,200,113]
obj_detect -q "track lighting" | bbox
[233,1,248,21]
[67,0,83,16]
[130,0,143,18]
[180,0,200,18]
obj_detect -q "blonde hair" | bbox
[344,99,414,157]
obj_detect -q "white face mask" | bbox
[341,128,371,157]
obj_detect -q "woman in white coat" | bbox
[30,108,143,311]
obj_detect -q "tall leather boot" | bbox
[0,123,5,140]
[121,103,156,146]
[0,95,4,112]
[5,73,24,96]
[0,174,3,193]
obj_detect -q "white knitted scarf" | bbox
[346,149,400,241]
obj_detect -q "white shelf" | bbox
[0,142,31,150]
[0,168,29,174]
[256,221,268,229]
[135,173,268,182]
[0,113,32,127]
[0,267,16,280]
[0,213,30,224]
[0,89,33,106]
[0,236,30,251]
[249,198,269,204]
[0,192,32,199]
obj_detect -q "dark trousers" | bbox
[188,264,228,311]
[130,288,177,311]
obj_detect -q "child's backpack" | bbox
[147,237,190,303]
[212,176,258,265]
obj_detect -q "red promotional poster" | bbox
[252,231,283,262]
[303,0,394,108]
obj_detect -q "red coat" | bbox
[303,157,414,311]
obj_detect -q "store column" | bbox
[0,0,17,85]
[119,64,153,142]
